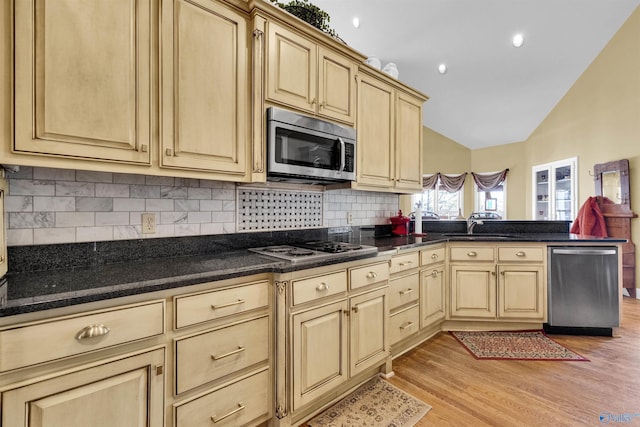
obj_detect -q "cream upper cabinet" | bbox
[356,70,425,193]
[356,73,395,188]
[161,0,249,177]
[13,0,152,164]
[266,21,357,125]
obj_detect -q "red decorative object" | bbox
[390,210,410,236]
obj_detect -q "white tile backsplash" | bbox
[4,166,399,246]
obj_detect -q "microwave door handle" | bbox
[337,137,345,173]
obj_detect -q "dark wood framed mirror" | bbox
[593,159,637,298]
[594,159,631,207]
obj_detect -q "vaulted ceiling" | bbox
[312,0,640,149]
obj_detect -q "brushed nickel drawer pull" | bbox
[398,261,413,266]
[399,288,414,295]
[211,402,245,423]
[316,282,329,291]
[516,251,526,257]
[211,299,245,310]
[431,253,439,260]
[431,270,439,278]
[366,271,378,279]
[467,251,477,257]
[400,321,414,330]
[75,324,110,340]
[211,345,245,360]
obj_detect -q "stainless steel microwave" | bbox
[267,107,356,184]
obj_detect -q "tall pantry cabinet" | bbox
[532,157,578,222]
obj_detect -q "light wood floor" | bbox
[387,297,640,426]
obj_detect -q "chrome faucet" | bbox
[467,218,483,234]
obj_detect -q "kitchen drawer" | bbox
[0,300,164,372]
[498,246,544,262]
[350,261,390,290]
[175,280,269,329]
[175,368,270,427]
[175,316,269,394]
[388,272,419,311]
[421,246,445,266]
[450,246,495,262]
[389,305,419,345]
[292,270,347,305]
[390,251,419,274]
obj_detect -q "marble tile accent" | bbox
[4,167,399,246]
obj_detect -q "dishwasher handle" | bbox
[551,248,617,256]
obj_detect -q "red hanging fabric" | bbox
[570,196,608,237]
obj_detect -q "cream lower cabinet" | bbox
[420,246,446,328]
[388,251,420,346]
[279,259,389,424]
[449,244,546,322]
[0,300,166,427]
[355,70,426,193]
[1,348,165,427]
[172,278,272,427]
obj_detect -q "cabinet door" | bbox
[356,74,394,188]
[14,0,152,164]
[317,47,356,124]
[349,288,389,376]
[267,22,317,114]
[161,0,248,176]
[394,92,424,192]
[498,265,545,320]
[292,300,347,410]
[1,348,164,427]
[0,176,6,278]
[421,265,446,328]
[450,264,496,318]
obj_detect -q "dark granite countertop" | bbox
[0,224,625,318]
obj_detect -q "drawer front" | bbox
[350,261,390,290]
[175,316,269,394]
[0,300,165,372]
[292,270,347,305]
[389,306,419,345]
[388,272,419,311]
[421,246,445,266]
[498,246,544,262]
[175,280,269,329]
[390,252,419,274]
[175,368,270,427]
[450,246,495,262]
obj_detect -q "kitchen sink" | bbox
[442,233,523,240]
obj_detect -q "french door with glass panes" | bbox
[532,157,577,222]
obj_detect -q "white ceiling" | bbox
[311,0,640,149]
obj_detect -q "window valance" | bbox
[422,172,467,193]
[471,169,509,191]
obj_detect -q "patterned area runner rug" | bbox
[451,330,589,361]
[307,377,431,427]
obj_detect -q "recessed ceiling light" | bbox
[512,33,525,48]
[352,17,360,29]
[438,63,447,74]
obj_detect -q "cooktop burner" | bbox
[249,242,377,263]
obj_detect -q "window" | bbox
[474,182,507,219]
[413,175,464,219]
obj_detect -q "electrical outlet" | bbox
[347,212,353,224]
[142,213,156,234]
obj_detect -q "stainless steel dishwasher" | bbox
[545,246,619,336]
